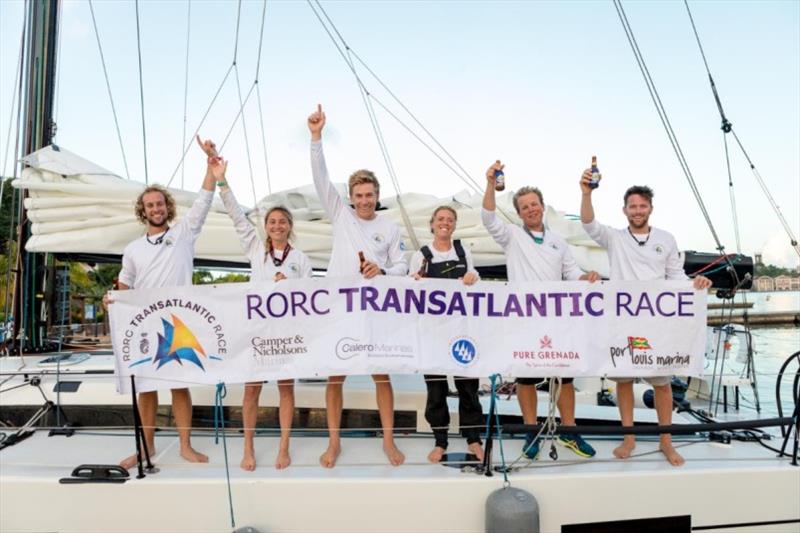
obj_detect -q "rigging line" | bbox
[1,12,24,186]
[613,0,726,255]
[348,47,483,194]
[306,1,421,248]
[88,0,130,180]
[134,0,149,184]
[254,1,271,197]
[218,80,256,153]
[312,0,482,196]
[232,0,242,64]
[731,129,800,257]
[180,0,192,190]
[233,65,258,207]
[254,0,267,81]
[255,83,271,196]
[684,0,797,257]
[723,135,741,253]
[166,63,234,186]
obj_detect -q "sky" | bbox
[1,0,798,267]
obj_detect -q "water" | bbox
[705,291,799,417]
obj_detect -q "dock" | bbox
[707,311,800,326]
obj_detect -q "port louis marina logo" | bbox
[609,336,691,369]
[121,299,228,372]
[450,337,478,366]
[512,335,580,368]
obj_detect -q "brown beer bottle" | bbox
[418,258,428,278]
[358,251,366,274]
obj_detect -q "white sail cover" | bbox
[13,145,610,275]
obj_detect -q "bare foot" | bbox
[180,446,209,463]
[319,443,341,468]
[383,442,405,466]
[613,436,636,459]
[119,448,155,471]
[659,442,685,466]
[427,446,446,463]
[275,448,291,470]
[240,450,256,471]
[468,442,485,462]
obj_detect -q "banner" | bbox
[109,276,707,393]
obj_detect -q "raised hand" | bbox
[196,135,218,158]
[208,156,228,182]
[308,104,326,140]
[580,168,595,195]
[486,160,504,184]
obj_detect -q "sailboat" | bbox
[1,1,799,532]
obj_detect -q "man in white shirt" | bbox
[482,160,600,461]
[579,170,711,466]
[308,105,408,468]
[110,137,221,470]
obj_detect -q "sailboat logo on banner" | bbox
[129,314,219,371]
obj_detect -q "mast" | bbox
[12,0,60,352]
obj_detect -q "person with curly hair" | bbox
[107,135,221,470]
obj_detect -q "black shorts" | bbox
[516,377,574,386]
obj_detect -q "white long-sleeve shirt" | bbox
[311,140,408,277]
[220,187,312,281]
[582,219,688,281]
[481,208,584,283]
[119,188,213,289]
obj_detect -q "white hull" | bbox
[2,430,798,532]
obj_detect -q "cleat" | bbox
[558,433,596,458]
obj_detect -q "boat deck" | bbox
[2,428,798,532]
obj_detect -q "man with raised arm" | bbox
[579,170,712,466]
[308,104,408,468]
[482,160,600,461]
[109,136,222,470]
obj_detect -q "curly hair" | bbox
[134,185,177,225]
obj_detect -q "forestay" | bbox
[110,276,707,393]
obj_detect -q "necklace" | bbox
[146,227,169,245]
[523,225,545,245]
[627,227,651,247]
[267,242,292,267]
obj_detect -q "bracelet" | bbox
[216,181,227,187]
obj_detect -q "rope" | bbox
[134,0,149,184]
[613,0,727,256]
[88,0,130,180]
[180,0,192,189]
[233,65,258,207]
[306,0,421,249]
[166,64,234,186]
[1,13,24,183]
[683,0,799,259]
[213,383,236,529]
[254,0,272,196]
[488,374,509,485]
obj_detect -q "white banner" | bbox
[110,276,707,393]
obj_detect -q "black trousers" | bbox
[424,375,483,449]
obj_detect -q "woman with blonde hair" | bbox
[218,168,312,471]
[409,205,484,463]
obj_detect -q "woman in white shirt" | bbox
[220,180,312,471]
[409,206,484,463]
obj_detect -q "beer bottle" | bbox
[589,156,602,189]
[494,169,506,192]
[358,251,366,274]
[418,258,428,278]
